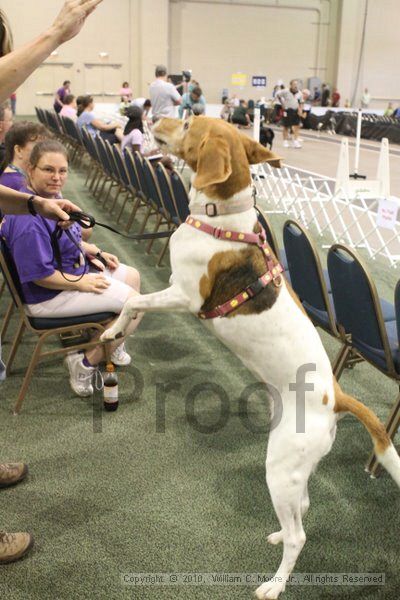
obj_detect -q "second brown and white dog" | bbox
[101,116,400,599]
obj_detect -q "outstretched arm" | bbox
[0,0,103,102]
[101,285,192,341]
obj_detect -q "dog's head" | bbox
[153,116,281,200]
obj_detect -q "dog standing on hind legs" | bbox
[101,116,400,599]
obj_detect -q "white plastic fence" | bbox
[252,162,400,267]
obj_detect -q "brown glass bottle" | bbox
[103,362,119,412]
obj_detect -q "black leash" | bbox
[65,211,173,240]
[48,210,173,283]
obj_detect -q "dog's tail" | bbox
[334,381,400,486]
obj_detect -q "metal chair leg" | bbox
[146,215,163,254]
[13,337,44,415]
[156,235,171,267]
[332,344,351,380]
[6,320,25,374]
[1,300,14,341]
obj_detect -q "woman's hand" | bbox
[50,0,103,45]
[101,251,119,270]
[34,197,81,228]
[76,273,110,294]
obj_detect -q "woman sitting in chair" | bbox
[0,140,142,397]
[77,95,123,144]
[0,121,49,190]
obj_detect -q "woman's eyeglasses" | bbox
[35,166,68,176]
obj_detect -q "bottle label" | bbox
[104,385,118,400]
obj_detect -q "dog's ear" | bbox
[240,135,282,168]
[193,135,232,189]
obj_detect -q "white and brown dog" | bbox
[102,117,400,599]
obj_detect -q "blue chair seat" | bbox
[304,294,394,337]
[28,312,115,331]
[349,319,400,374]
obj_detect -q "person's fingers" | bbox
[56,198,82,213]
[80,0,103,15]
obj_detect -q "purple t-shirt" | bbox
[0,170,26,191]
[0,190,87,304]
[54,86,69,113]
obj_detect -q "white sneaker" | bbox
[111,343,131,366]
[64,352,95,397]
[283,140,290,147]
[293,140,302,148]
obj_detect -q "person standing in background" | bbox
[321,83,330,107]
[361,87,371,109]
[331,87,340,108]
[276,79,303,148]
[53,80,71,114]
[149,65,182,121]
[0,0,103,565]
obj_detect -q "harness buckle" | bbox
[244,278,265,298]
[205,203,218,217]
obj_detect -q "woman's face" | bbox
[28,152,68,198]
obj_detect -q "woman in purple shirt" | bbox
[0,121,49,191]
[1,140,143,396]
[53,80,71,114]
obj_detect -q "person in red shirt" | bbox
[331,88,341,108]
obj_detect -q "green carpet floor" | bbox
[0,160,399,600]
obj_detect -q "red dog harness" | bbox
[185,216,284,319]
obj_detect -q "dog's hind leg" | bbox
[256,465,308,600]
[267,482,309,546]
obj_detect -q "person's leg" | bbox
[26,265,143,395]
[292,124,300,140]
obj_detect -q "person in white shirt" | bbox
[149,65,182,121]
[361,87,371,109]
[276,79,303,148]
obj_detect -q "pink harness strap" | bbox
[185,216,284,319]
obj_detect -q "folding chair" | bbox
[155,163,185,225]
[80,127,103,193]
[142,158,176,265]
[169,170,190,222]
[327,243,399,476]
[0,240,114,414]
[282,219,352,374]
[123,148,147,232]
[94,135,120,208]
[111,144,140,224]
[255,208,287,270]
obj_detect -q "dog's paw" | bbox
[255,579,286,600]
[267,531,283,545]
